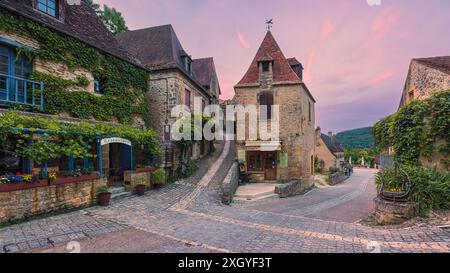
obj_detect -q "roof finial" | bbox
[265,19,273,31]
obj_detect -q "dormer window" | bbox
[261,61,270,72]
[37,0,59,18]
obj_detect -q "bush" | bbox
[376,165,450,213]
[96,185,109,194]
[151,168,166,185]
[329,166,342,174]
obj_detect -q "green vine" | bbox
[374,91,450,168]
[0,9,149,125]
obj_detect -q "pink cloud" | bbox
[303,48,317,84]
[320,20,335,40]
[365,67,401,86]
[237,31,251,50]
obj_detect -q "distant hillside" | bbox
[335,127,375,149]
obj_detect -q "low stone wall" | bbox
[275,179,311,198]
[328,173,347,185]
[374,197,419,225]
[124,170,152,193]
[221,162,239,205]
[0,177,107,224]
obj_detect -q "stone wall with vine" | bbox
[0,9,149,125]
[373,90,449,171]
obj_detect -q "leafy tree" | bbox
[84,0,100,14]
[99,5,129,35]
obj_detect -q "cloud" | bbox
[365,67,402,86]
[237,31,251,50]
[320,20,335,40]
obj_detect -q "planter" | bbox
[51,173,101,186]
[136,184,146,196]
[0,179,49,193]
[153,183,164,190]
[98,192,112,206]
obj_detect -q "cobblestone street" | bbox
[0,141,449,253]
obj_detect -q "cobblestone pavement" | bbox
[1,141,449,253]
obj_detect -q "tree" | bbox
[99,5,129,35]
[84,1,128,35]
[84,0,100,14]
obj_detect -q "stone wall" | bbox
[234,82,316,183]
[221,162,239,205]
[402,60,450,106]
[275,179,312,198]
[315,136,338,171]
[148,69,212,169]
[0,177,107,224]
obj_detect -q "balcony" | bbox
[0,73,44,111]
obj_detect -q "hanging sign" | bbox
[100,137,132,147]
[238,150,246,163]
[280,152,288,169]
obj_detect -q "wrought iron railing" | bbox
[0,73,44,111]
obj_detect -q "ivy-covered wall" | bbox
[0,9,150,125]
[374,91,449,171]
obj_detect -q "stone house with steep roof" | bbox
[234,31,316,186]
[399,56,450,108]
[116,25,220,174]
[314,128,345,171]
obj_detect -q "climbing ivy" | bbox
[0,9,149,125]
[373,91,450,167]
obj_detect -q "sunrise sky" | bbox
[94,0,450,133]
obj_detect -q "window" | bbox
[185,90,191,107]
[261,61,270,72]
[247,152,263,172]
[259,92,274,120]
[308,101,312,122]
[94,77,106,94]
[37,0,58,18]
[409,91,414,102]
[164,125,171,141]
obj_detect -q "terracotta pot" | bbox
[98,192,112,206]
[136,184,146,196]
[153,183,163,190]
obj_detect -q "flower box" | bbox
[136,167,153,174]
[51,173,101,186]
[0,179,49,193]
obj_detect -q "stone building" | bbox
[116,25,220,173]
[314,128,345,171]
[0,0,156,221]
[234,31,316,185]
[399,56,450,108]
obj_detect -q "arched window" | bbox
[259,92,274,120]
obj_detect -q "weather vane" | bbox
[266,19,273,31]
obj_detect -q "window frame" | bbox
[36,0,59,18]
[259,92,274,120]
[184,89,191,107]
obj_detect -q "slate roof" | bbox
[321,134,344,155]
[287,57,302,67]
[413,56,450,75]
[237,31,301,85]
[116,25,187,71]
[192,57,221,94]
[0,0,142,67]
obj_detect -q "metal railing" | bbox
[0,73,44,111]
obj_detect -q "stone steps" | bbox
[109,186,132,201]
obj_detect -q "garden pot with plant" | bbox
[97,185,112,206]
[151,168,166,190]
[136,184,146,196]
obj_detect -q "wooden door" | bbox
[264,152,277,180]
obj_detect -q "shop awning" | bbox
[245,141,282,152]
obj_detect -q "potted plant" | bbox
[97,185,112,206]
[151,168,166,190]
[135,184,146,196]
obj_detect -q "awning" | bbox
[245,141,282,152]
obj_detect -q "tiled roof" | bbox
[414,56,450,74]
[287,57,302,67]
[237,31,301,85]
[0,0,141,67]
[321,134,344,154]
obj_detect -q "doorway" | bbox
[109,143,132,186]
[264,152,277,180]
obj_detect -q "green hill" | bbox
[335,127,375,149]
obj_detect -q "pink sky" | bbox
[95,0,450,133]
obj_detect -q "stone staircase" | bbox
[109,186,132,201]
